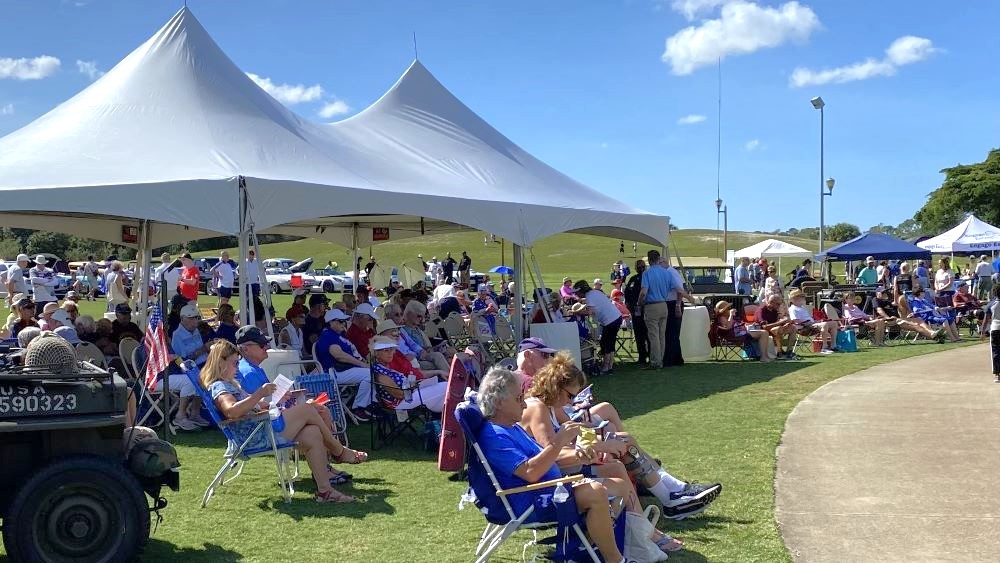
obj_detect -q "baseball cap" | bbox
[65,290,80,300]
[518,337,556,354]
[371,335,398,351]
[324,308,350,323]
[54,325,81,344]
[51,309,72,326]
[235,325,271,347]
[180,252,193,260]
[179,303,200,318]
[354,303,378,319]
[477,283,489,292]
[308,293,329,306]
[593,278,603,285]
[114,303,132,314]
[292,288,308,298]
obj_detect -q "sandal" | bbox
[334,447,369,464]
[315,489,355,503]
[654,534,684,553]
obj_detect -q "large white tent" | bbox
[917,215,1000,253]
[734,239,812,258]
[0,7,670,332]
[0,7,668,250]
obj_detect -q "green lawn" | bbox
[4,337,970,562]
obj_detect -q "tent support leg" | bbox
[238,177,253,326]
[512,244,523,339]
[352,223,360,291]
[527,249,552,323]
[135,220,152,328]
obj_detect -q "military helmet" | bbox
[128,438,180,479]
[24,331,77,373]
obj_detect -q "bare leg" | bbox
[280,403,346,456]
[296,425,338,496]
[126,390,137,427]
[572,481,623,562]
[589,402,625,433]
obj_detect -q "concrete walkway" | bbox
[775,344,1000,563]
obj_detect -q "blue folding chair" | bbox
[180,362,300,507]
[455,391,624,563]
[294,369,351,447]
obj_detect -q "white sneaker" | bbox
[189,414,211,427]
[819,348,834,355]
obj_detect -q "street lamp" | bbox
[810,96,832,253]
[715,197,728,260]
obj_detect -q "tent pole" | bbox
[352,223,360,290]
[238,177,255,326]
[248,228,276,343]
[136,220,152,329]
[527,249,552,323]
[512,244,523,339]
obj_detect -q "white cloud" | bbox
[0,103,13,115]
[318,99,351,119]
[75,60,103,81]
[745,139,761,151]
[0,55,61,80]
[790,35,937,87]
[885,35,938,65]
[246,72,324,105]
[662,1,819,75]
[677,114,707,125]
[670,0,730,20]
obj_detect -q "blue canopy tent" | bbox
[823,232,932,261]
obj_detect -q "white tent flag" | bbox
[917,215,1000,253]
[0,7,669,249]
[734,239,813,258]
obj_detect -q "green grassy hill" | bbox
[196,229,820,286]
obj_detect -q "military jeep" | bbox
[0,341,178,563]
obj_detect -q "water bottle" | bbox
[404,374,416,401]
[552,482,569,504]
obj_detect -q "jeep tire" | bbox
[3,455,150,563]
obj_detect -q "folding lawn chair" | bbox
[131,346,179,432]
[369,356,436,450]
[118,337,141,377]
[709,324,750,361]
[74,341,108,369]
[455,391,623,563]
[180,362,300,507]
[294,369,351,447]
[443,312,472,349]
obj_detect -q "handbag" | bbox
[732,322,748,337]
[624,505,669,562]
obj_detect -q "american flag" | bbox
[143,303,170,391]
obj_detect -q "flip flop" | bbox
[655,535,684,552]
[315,489,355,503]
[335,448,369,464]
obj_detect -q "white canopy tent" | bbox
[917,215,1000,253]
[0,7,670,335]
[734,239,813,259]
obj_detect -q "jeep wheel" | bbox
[2,455,150,563]
[270,282,282,295]
[323,281,335,293]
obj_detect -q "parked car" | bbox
[310,267,354,293]
[261,258,299,270]
[263,268,316,294]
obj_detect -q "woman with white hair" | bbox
[476,367,628,562]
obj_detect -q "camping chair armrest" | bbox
[496,474,585,497]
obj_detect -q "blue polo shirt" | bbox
[316,327,362,372]
[734,264,752,295]
[641,265,674,303]
[171,325,207,366]
[476,422,562,518]
[236,358,269,393]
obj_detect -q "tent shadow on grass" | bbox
[142,540,241,563]
[590,359,818,421]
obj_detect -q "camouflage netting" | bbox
[24,331,78,373]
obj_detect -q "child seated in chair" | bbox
[200,339,368,504]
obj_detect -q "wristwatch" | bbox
[626,445,640,459]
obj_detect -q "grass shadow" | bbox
[256,476,397,520]
[141,540,241,563]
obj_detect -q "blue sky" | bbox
[1,0,998,234]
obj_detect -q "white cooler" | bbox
[529,322,583,369]
[679,305,712,362]
[258,348,308,382]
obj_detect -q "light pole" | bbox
[810,96,834,254]
[715,197,728,260]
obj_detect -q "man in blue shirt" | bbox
[664,262,694,367]
[856,256,879,285]
[638,250,675,369]
[168,302,209,430]
[734,257,752,295]
[171,303,208,366]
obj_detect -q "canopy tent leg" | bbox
[512,244,523,339]
[135,219,152,328]
[238,177,275,342]
[526,248,552,323]
[352,223,360,291]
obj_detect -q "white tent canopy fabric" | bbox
[734,238,812,258]
[0,7,668,249]
[917,215,1000,253]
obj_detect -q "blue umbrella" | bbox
[489,266,514,275]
